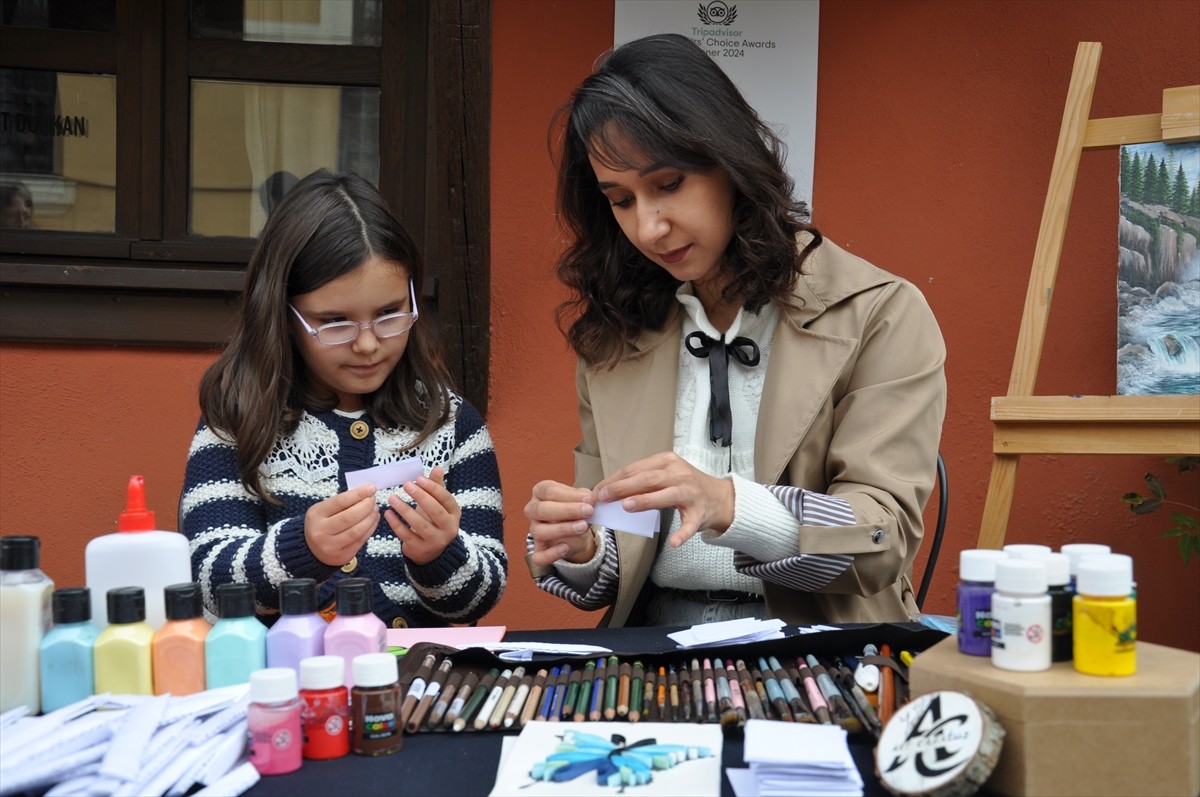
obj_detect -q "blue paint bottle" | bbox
[39,587,98,712]
[206,582,267,688]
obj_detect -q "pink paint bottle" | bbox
[247,667,303,775]
[324,578,386,688]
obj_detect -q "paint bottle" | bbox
[1043,552,1074,663]
[956,549,1006,656]
[299,655,350,760]
[325,578,386,688]
[1002,543,1053,560]
[267,578,327,675]
[247,667,304,775]
[94,587,155,695]
[39,587,98,713]
[0,535,54,714]
[1059,543,1111,587]
[351,652,403,756]
[990,558,1051,672]
[85,475,192,629]
[1073,554,1136,676]
[206,582,267,688]
[152,582,211,696]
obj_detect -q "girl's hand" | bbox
[525,480,596,567]
[304,483,380,567]
[593,452,734,549]
[384,467,462,566]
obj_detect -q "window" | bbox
[0,0,491,414]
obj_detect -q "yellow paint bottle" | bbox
[94,587,155,695]
[1072,554,1136,677]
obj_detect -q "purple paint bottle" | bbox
[957,549,1007,656]
[267,578,327,675]
[324,578,386,687]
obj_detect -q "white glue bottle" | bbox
[86,475,192,629]
[990,557,1051,672]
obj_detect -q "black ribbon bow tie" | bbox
[685,330,761,447]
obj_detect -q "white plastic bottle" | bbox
[86,475,191,629]
[0,535,55,713]
[991,558,1052,672]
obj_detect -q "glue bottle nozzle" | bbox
[118,474,157,531]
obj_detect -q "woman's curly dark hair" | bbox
[552,33,821,369]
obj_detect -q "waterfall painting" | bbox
[1117,140,1200,395]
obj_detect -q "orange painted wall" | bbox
[2,0,1197,652]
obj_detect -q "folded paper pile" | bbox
[728,718,864,797]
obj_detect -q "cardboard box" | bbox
[908,636,1199,797]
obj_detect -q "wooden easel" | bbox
[977,42,1200,550]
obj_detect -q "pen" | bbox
[428,670,463,730]
[805,655,859,733]
[453,668,498,732]
[735,660,766,721]
[488,666,523,730]
[702,658,717,722]
[443,671,479,729]
[617,661,632,717]
[879,644,896,726]
[604,656,619,720]
[588,657,606,721]
[398,652,438,730]
[561,665,583,722]
[519,668,549,728]
[725,660,747,724]
[755,659,791,721]
[474,667,512,731]
[573,661,594,722]
[406,655,453,733]
[796,661,832,724]
[629,661,644,723]
[536,666,561,722]
[549,664,572,722]
[690,658,704,722]
[505,671,535,729]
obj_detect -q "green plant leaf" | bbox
[1144,472,1167,499]
[1129,497,1163,515]
[1170,512,1199,530]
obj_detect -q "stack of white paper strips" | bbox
[727,719,864,797]
[0,686,255,797]
[667,617,787,648]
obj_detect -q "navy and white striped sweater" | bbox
[180,393,506,628]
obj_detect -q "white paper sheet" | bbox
[590,501,660,537]
[344,455,423,491]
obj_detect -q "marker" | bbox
[428,670,463,730]
[398,652,438,729]
[406,656,453,733]
[505,671,535,729]
[442,671,479,729]
[616,662,632,718]
[899,650,915,668]
[473,667,511,731]
[604,656,619,720]
[573,661,594,722]
[489,666,524,729]
[518,669,549,728]
[453,668,498,732]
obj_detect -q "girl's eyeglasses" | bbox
[289,279,419,346]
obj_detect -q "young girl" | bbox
[182,169,506,628]
[525,34,946,628]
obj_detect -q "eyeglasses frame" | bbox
[288,278,419,346]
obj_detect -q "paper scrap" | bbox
[386,624,507,650]
[345,456,423,491]
[668,618,786,648]
[591,501,660,537]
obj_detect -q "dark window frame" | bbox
[0,0,490,414]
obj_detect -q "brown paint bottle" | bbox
[351,652,403,756]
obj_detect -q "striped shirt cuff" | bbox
[732,484,855,591]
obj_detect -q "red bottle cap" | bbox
[118,475,157,531]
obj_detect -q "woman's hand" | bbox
[593,452,734,548]
[525,480,597,567]
[384,467,462,566]
[304,483,380,567]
